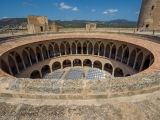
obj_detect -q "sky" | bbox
[0,0,142,21]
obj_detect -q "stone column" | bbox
[112,68,115,77]
[121,49,125,62]
[139,55,146,71]
[28,56,32,66]
[127,53,131,65]
[39,71,43,78]
[20,53,26,70]
[81,43,83,54]
[133,54,138,69]
[13,57,20,73]
[102,63,105,70]
[47,49,50,59]
[65,46,67,55]
[98,45,100,56]
[50,64,53,73]
[35,54,38,64]
[115,48,118,60]
[103,47,105,57]
[22,58,26,70]
[92,63,94,68]
[76,45,77,55]
[109,48,111,58]
[7,62,13,76]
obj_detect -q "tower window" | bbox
[146,24,149,28]
[40,26,43,32]
[151,6,155,10]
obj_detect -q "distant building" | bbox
[86,23,97,32]
[138,0,160,31]
[27,16,48,33]
[49,22,61,32]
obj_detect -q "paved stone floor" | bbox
[43,67,110,80]
[0,90,160,120]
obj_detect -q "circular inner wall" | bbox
[0,38,154,80]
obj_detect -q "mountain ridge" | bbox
[0,18,137,28]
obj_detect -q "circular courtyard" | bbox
[0,34,155,80]
[0,32,160,120]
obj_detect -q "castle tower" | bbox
[27,16,49,33]
[138,0,160,31]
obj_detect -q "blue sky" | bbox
[0,0,142,21]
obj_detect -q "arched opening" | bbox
[99,43,104,56]
[111,45,116,59]
[88,42,93,55]
[1,60,10,74]
[52,62,61,71]
[60,43,65,55]
[36,47,43,61]
[135,52,143,71]
[66,42,70,55]
[63,60,71,68]
[72,42,76,54]
[15,53,24,71]
[30,70,41,79]
[129,50,136,68]
[122,47,129,64]
[8,56,18,75]
[40,26,43,32]
[54,43,60,56]
[83,59,92,67]
[48,45,54,58]
[104,63,113,74]
[41,65,51,77]
[114,68,124,77]
[94,42,99,55]
[77,42,81,54]
[83,42,87,54]
[73,59,82,66]
[22,50,31,67]
[142,55,151,71]
[28,48,37,64]
[105,44,110,58]
[116,46,123,62]
[42,46,48,60]
[93,61,102,70]
[125,74,131,77]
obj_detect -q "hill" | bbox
[0,18,137,29]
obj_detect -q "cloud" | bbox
[72,7,79,11]
[91,9,96,12]
[22,2,37,8]
[103,9,119,15]
[59,2,72,9]
[58,2,79,12]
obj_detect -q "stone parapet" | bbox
[0,72,158,100]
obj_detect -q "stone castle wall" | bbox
[27,16,48,33]
[138,0,160,31]
[0,33,159,100]
[27,16,48,26]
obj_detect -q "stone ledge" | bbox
[0,72,159,99]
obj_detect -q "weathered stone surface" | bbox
[138,0,160,31]
[0,95,160,120]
